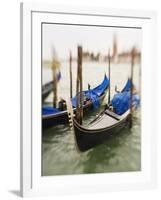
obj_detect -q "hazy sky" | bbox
[42,24,142,61]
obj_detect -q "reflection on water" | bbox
[42,61,141,176]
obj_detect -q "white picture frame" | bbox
[20,2,157,197]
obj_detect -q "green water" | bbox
[42,61,141,176]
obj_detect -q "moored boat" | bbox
[42,74,109,129]
[73,79,140,152]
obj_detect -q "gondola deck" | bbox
[88,110,129,130]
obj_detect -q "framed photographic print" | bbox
[20,2,157,197]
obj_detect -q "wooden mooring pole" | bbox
[76,46,83,125]
[69,51,73,99]
[129,47,135,128]
[108,49,111,105]
[79,46,83,125]
[76,52,80,122]
[52,65,57,108]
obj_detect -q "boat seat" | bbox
[105,110,121,120]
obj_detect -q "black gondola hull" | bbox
[73,115,130,152]
[42,112,69,129]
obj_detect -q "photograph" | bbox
[41,23,141,176]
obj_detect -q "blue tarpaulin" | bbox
[111,79,139,115]
[42,106,60,115]
[71,75,109,109]
[42,75,109,116]
[92,75,109,96]
[111,92,139,115]
[121,78,131,92]
[71,90,100,109]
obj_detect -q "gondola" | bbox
[42,74,109,129]
[42,81,53,101]
[73,79,140,152]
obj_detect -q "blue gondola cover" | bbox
[121,78,131,92]
[71,75,109,109]
[111,92,139,115]
[42,106,60,115]
[42,75,109,116]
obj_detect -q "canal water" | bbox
[42,61,141,176]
